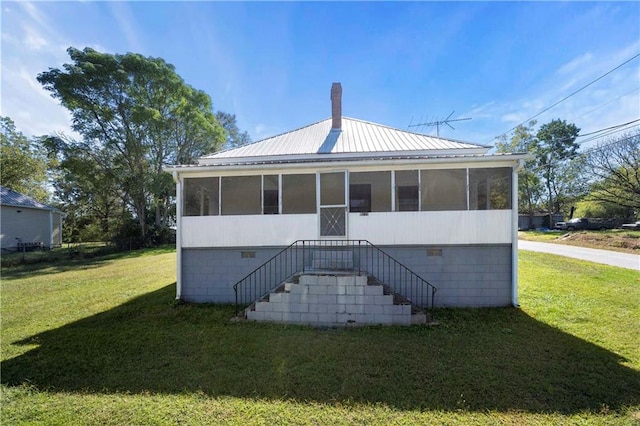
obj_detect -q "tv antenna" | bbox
[408,111,472,137]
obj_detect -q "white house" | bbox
[165,84,527,325]
[0,186,63,251]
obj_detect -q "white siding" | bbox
[348,210,512,245]
[182,214,318,247]
[181,210,511,247]
[0,206,53,249]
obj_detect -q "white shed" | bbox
[0,186,63,251]
[165,84,527,324]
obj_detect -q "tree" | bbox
[533,119,581,226]
[583,130,640,217]
[0,117,49,201]
[496,121,542,225]
[216,111,252,149]
[44,134,124,243]
[37,47,226,244]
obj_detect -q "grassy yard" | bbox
[1,249,639,425]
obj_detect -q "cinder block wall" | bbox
[181,247,283,303]
[181,244,512,307]
[380,245,512,307]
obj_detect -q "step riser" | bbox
[246,273,425,326]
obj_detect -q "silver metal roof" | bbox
[199,117,488,165]
[0,186,60,212]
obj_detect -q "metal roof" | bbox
[199,117,489,165]
[0,186,61,212]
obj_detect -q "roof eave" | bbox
[0,202,62,213]
[197,147,491,166]
[165,153,530,174]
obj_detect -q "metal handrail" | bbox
[233,240,437,317]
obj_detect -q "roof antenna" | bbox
[408,111,472,137]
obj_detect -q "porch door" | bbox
[318,171,347,237]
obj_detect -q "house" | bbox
[0,186,63,251]
[518,213,564,230]
[165,84,528,325]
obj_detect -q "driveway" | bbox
[518,240,640,271]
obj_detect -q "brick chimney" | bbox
[330,82,342,130]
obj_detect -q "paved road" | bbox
[518,240,640,271]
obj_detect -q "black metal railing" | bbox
[233,240,437,317]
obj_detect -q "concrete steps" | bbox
[245,272,426,326]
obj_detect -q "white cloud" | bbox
[107,2,142,52]
[0,3,77,138]
[23,25,47,50]
[556,52,593,76]
[500,113,526,124]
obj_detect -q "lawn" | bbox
[1,249,639,425]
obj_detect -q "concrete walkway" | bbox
[518,240,639,271]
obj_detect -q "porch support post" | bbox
[174,171,183,300]
[511,160,523,307]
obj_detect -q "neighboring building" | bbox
[518,213,564,230]
[165,83,528,318]
[0,186,63,251]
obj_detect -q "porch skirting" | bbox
[180,244,512,307]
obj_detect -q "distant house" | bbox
[518,213,564,230]
[0,186,63,251]
[165,84,528,326]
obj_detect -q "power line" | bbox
[578,119,640,139]
[523,126,639,175]
[490,52,640,143]
[566,86,640,123]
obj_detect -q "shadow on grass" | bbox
[0,246,175,279]
[2,283,639,414]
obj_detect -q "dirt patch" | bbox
[552,230,640,254]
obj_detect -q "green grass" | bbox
[1,249,639,424]
[0,242,165,268]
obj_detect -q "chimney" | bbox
[330,82,342,130]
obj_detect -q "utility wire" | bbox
[501,119,640,152]
[566,87,640,123]
[577,119,640,139]
[523,127,639,175]
[490,52,640,143]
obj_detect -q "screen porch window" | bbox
[421,169,467,211]
[282,174,316,214]
[469,168,512,210]
[349,171,391,212]
[395,170,419,211]
[183,177,219,216]
[263,175,279,214]
[221,176,261,215]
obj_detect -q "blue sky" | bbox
[1,1,639,151]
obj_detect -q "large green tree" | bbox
[44,134,125,243]
[533,119,581,225]
[216,111,252,149]
[38,47,226,243]
[496,121,542,224]
[583,130,640,216]
[0,117,49,202]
